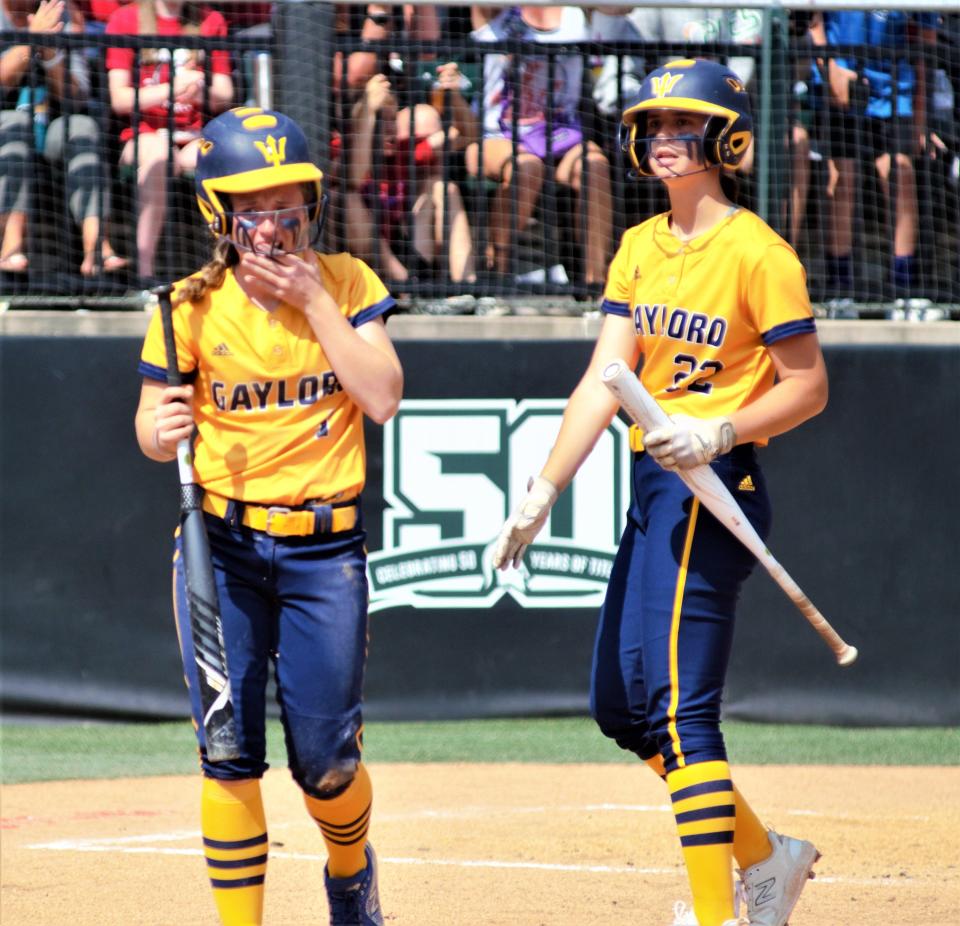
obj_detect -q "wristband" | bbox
[41,49,65,70]
[717,419,737,456]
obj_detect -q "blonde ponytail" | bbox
[175,238,238,306]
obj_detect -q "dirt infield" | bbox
[2,763,957,925]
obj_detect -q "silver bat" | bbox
[156,285,241,760]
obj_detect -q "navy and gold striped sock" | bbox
[304,761,372,878]
[732,784,772,870]
[648,753,769,870]
[201,777,268,925]
[667,760,736,926]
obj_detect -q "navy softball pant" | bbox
[590,445,772,772]
[173,514,369,792]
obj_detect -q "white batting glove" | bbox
[643,415,737,472]
[492,476,559,570]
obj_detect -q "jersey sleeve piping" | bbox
[138,359,199,384]
[351,295,398,328]
[762,317,817,345]
[601,298,631,317]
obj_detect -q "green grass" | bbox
[1,718,957,785]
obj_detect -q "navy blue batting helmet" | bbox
[195,107,324,239]
[620,58,753,176]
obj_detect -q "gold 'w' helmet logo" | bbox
[651,72,684,98]
[253,134,287,167]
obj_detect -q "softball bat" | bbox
[156,284,241,759]
[601,359,858,667]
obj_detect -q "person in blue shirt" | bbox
[809,10,939,316]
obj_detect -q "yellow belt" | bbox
[202,492,359,537]
[629,424,646,453]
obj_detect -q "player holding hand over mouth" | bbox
[134,107,401,926]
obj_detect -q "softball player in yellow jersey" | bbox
[493,60,827,926]
[134,108,401,926]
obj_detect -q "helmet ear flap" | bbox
[213,192,233,236]
[703,115,725,167]
[704,114,753,170]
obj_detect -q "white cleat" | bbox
[738,830,820,926]
[670,883,744,926]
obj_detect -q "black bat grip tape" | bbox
[154,284,181,388]
[180,483,205,513]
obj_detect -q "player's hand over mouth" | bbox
[239,251,329,315]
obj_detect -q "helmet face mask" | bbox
[219,185,327,258]
[620,113,711,179]
[231,203,311,258]
[195,108,326,256]
[620,59,753,180]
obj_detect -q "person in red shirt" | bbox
[346,66,477,286]
[73,0,123,25]
[106,0,233,279]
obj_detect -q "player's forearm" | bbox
[135,408,176,462]
[303,299,402,423]
[540,376,620,494]
[729,370,828,445]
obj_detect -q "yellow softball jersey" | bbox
[602,209,816,442]
[139,251,395,505]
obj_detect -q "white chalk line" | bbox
[787,808,930,822]
[375,802,673,823]
[27,830,920,886]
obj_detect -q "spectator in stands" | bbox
[927,13,958,178]
[346,64,477,286]
[783,11,818,251]
[0,0,125,274]
[810,9,940,318]
[467,5,612,288]
[105,0,233,281]
[71,0,123,32]
[337,3,441,97]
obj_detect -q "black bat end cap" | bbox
[151,283,175,298]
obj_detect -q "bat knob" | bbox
[837,645,859,667]
[151,283,175,297]
[601,360,628,381]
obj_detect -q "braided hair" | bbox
[174,237,239,306]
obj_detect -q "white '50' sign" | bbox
[367,399,631,611]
